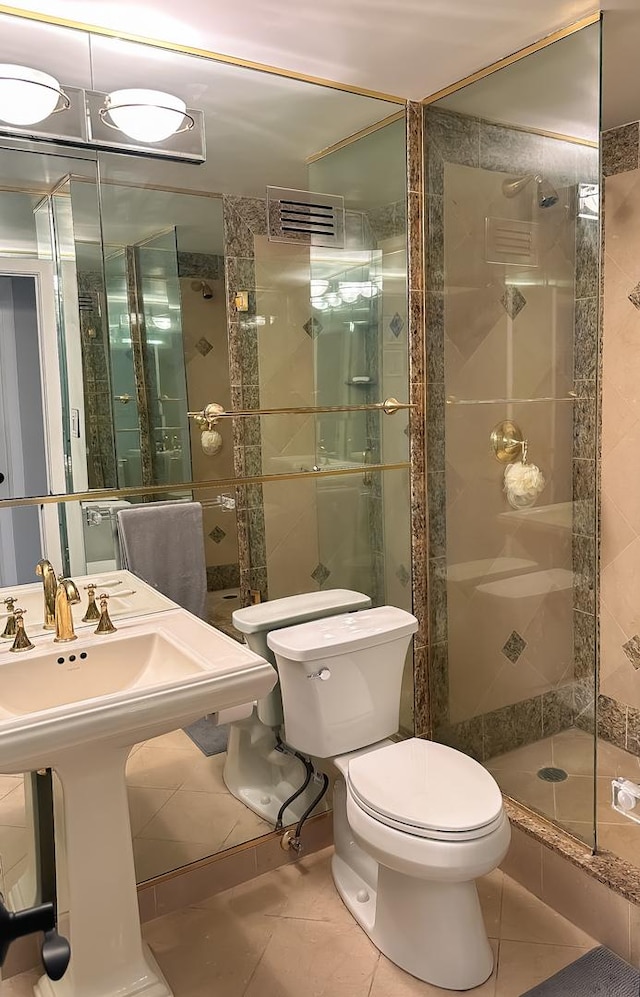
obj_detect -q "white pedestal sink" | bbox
[0,609,276,997]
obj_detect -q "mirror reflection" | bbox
[0,10,412,888]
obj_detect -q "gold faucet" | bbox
[54,578,81,643]
[35,559,58,630]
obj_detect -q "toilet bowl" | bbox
[222,589,371,826]
[268,607,510,991]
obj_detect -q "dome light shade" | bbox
[0,64,66,125]
[103,89,189,143]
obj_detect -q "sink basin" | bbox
[0,607,276,997]
[0,630,208,716]
[0,569,177,640]
[0,609,275,773]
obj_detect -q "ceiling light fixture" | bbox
[100,89,194,143]
[0,63,69,125]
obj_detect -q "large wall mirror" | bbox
[0,10,412,888]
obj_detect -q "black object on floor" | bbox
[521,946,640,995]
[183,718,229,756]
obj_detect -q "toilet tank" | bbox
[268,606,418,758]
[232,589,371,726]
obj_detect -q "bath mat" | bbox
[521,946,639,995]
[183,718,229,757]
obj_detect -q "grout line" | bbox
[366,953,381,996]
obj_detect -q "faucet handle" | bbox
[95,594,117,635]
[1,598,17,640]
[10,609,34,653]
[82,585,101,623]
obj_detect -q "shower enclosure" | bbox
[424,24,601,848]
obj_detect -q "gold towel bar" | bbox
[188,397,413,425]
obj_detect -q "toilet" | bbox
[222,590,371,825]
[268,606,511,991]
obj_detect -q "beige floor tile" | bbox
[0,786,26,827]
[598,822,640,865]
[491,771,555,821]
[560,821,595,847]
[0,825,27,875]
[243,916,379,997]
[219,808,272,850]
[146,729,197,752]
[0,777,21,803]
[369,940,498,996]
[495,940,594,997]
[127,787,175,837]
[178,752,229,794]
[125,745,196,790]
[133,837,216,883]
[200,848,353,926]
[144,901,273,997]
[500,876,595,947]
[552,730,596,777]
[0,970,40,995]
[137,790,249,851]
[487,739,553,774]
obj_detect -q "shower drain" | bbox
[537,766,568,783]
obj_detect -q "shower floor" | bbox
[487,728,640,863]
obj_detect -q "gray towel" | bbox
[116,501,207,619]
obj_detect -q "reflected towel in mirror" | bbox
[116,501,207,619]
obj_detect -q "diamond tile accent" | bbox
[403,424,410,437]
[502,630,527,663]
[196,337,214,356]
[303,316,323,338]
[623,635,640,669]
[396,564,410,587]
[500,286,527,320]
[209,526,226,544]
[311,562,330,586]
[389,312,404,338]
[629,283,640,310]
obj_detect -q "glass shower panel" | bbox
[425,24,601,848]
[136,230,192,486]
[105,250,142,488]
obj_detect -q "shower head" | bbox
[501,174,559,209]
[191,280,213,299]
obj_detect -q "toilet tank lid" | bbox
[232,589,371,635]
[267,606,418,661]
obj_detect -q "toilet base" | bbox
[332,851,494,991]
[223,709,330,826]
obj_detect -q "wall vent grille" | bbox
[485,216,539,267]
[267,186,345,248]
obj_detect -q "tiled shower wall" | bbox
[423,106,599,761]
[178,252,240,592]
[600,122,640,755]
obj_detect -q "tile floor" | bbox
[488,727,640,864]
[0,729,272,894]
[1,847,598,996]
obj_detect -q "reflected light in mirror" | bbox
[0,64,62,124]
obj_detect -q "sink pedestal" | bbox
[35,745,172,997]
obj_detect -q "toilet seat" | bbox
[347,738,504,842]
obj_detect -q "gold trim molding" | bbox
[422,12,602,105]
[0,462,410,511]
[0,4,407,105]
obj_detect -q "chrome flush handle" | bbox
[307,668,331,681]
